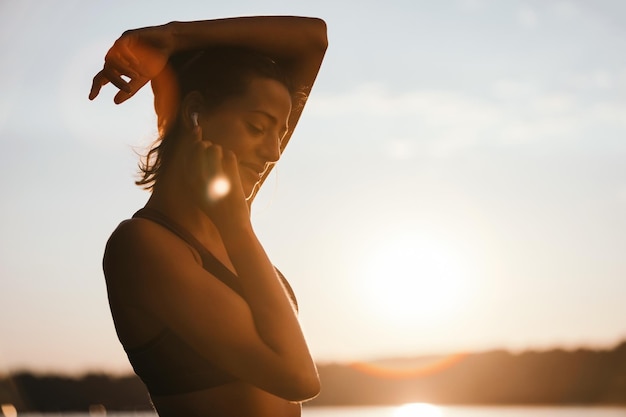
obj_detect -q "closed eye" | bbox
[246,122,265,136]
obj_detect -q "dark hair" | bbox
[136,46,301,190]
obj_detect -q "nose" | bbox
[259,134,281,164]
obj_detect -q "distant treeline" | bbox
[1,341,625,412]
[311,340,626,406]
[0,373,152,412]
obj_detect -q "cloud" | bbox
[308,84,501,157]
[306,78,626,158]
[310,84,499,124]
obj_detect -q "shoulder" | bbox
[105,216,199,256]
[105,217,177,260]
[105,217,164,248]
[103,217,199,290]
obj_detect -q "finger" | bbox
[113,90,133,105]
[221,149,241,179]
[105,45,146,88]
[194,125,214,147]
[102,67,132,93]
[107,53,141,80]
[202,144,223,182]
[190,122,216,151]
[206,143,223,161]
[113,77,148,104]
[89,60,139,101]
[118,65,140,80]
[193,124,203,141]
[191,125,210,150]
[89,70,109,100]
[107,51,132,73]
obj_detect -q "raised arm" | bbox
[89,16,327,106]
[89,16,327,194]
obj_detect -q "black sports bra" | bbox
[125,207,297,396]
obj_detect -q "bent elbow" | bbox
[303,17,328,53]
[315,24,329,53]
[313,18,329,50]
[298,372,321,401]
[283,370,321,402]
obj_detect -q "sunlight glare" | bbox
[208,176,231,201]
[393,402,442,417]
[362,234,468,324]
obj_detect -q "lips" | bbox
[240,162,265,178]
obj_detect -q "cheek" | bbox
[207,120,248,153]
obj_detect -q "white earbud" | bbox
[191,112,199,127]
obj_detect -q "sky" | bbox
[1,0,625,375]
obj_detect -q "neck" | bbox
[145,175,223,247]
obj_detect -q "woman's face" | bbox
[200,77,292,198]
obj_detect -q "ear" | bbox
[180,91,205,130]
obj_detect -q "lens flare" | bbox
[350,352,467,379]
[208,176,230,202]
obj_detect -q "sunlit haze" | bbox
[1,0,625,374]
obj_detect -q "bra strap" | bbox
[132,207,297,310]
[133,207,242,294]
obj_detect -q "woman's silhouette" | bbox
[90,16,327,416]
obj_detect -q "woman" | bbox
[90,16,327,416]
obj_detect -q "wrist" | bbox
[218,219,255,248]
[204,200,252,236]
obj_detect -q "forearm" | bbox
[222,223,308,349]
[94,16,327,110]
[219,222,315,370]
[166,16,327,64]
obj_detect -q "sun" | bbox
[360,234,469,325]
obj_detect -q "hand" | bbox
[89,25,173,104]
[186,125,251,228]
